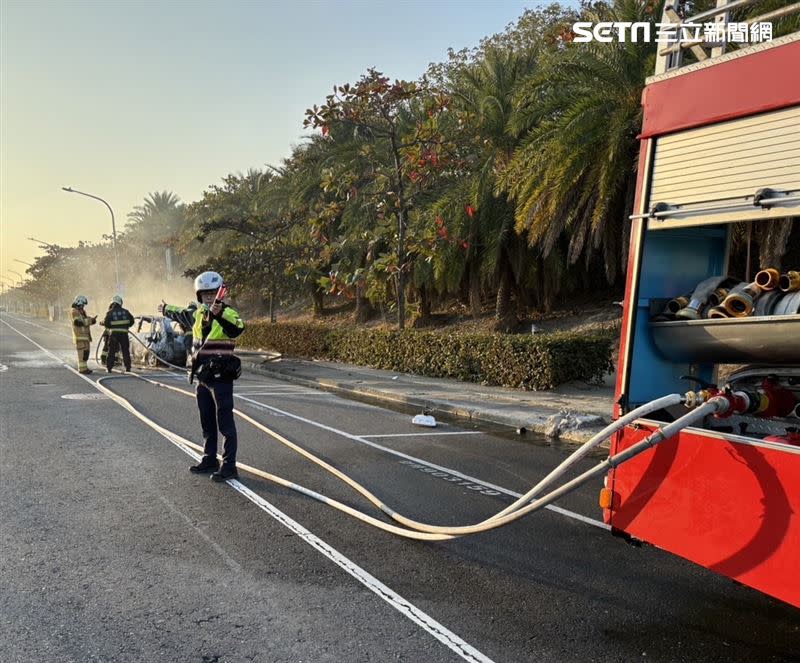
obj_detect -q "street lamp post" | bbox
[8,270,24,312]
[27,236,58,249]
[0,279,12,312]
[62,186,121,291]
[26,236,65,319]
[9,269,24,287]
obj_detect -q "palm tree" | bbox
[435,46,538,329]
[501,0,661,285]
[126,191,184,245]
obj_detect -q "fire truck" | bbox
[605,3,800,607]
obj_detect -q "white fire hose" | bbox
[99,352,725,540]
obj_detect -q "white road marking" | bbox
[359,431,483,438]
[237,390,331,397]
[2,313,72,339]
[61,393,109,400]
[227,481,494,663]
[158,495,243,573]
[0,318,496,663]
[231,393,608,530]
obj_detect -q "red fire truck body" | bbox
[606,28,800,608]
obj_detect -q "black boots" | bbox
[189,456,219,474]
[211,465,239,482]
[190,457,238,482]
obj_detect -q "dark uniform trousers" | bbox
[107,334,132,371]
[196,379,237,467]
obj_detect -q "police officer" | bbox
[102,295,135,372]
[159,271,245,482]
[70,295,97,374]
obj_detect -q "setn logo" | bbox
[572,22,652,42]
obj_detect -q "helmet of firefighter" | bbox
[194,271,223,301]
[73,295,88,307]
[111,295,123,306]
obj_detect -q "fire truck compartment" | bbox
[650,314,800,364]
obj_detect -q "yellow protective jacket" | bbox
[71,306,95,344]
[191,303,244,362]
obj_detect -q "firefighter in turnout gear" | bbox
[101,295,135,372]
[71,295,97,374]
[159,271,245,482]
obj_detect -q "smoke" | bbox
[92,273,196,317]
[53,247,198,318]
[15,239,248,321]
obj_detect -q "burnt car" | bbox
[132,315,188,368]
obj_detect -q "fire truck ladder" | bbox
[655,0,800,73]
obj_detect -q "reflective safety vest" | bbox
[104,305,135,334]
[191,304,244,360]
[71,306,94,344]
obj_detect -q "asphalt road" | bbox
[1,313,798,663]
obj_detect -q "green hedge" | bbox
[239,321,331,359]
[239,321,614,390]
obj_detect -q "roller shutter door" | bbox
[646,105,800,229]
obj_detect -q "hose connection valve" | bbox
[684,377,797,419]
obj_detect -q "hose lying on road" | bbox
[100,367,721,538]
[94,374,453,541]
[125,330,688,526]
[3,313,724,538]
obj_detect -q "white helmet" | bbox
[111,295,123,306]
[194,271,223,301]
[74,295,88,307]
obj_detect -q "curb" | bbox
[242,361,608,445]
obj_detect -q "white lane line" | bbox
[228,482,493,663]
[2,313,72,339]
[230,393,608,530]
[0,318,495,663]
[238,391,331,397]
[359,432,483,438]
[158,495,243,573]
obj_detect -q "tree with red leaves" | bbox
[304,69,451,330]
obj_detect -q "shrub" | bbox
[240,321,614,390]
[239,321,330,358]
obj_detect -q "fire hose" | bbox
[95,327,190,371]
[98,354,726,538]
[1,311,732,541]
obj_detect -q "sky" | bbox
[0,0,564,289]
